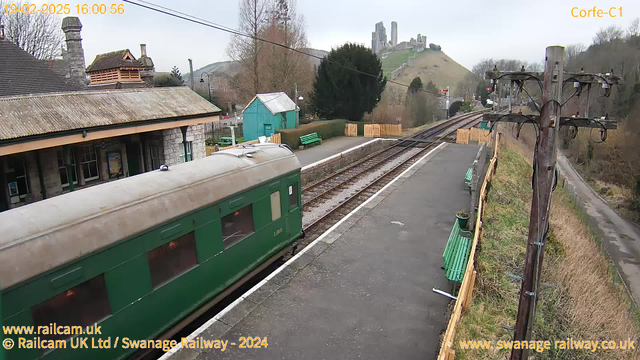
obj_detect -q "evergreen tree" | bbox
[311,43,386,121]
[170,66,184,84]
[408,77,423,94]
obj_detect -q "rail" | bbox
[437,133,500,360]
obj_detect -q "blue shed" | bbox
[242,92,298,141]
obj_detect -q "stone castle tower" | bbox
[391,21,398,47]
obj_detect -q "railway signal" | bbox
[483,46,619,360]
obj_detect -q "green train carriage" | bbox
[0,144,302,360]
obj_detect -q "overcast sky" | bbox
[44,0,640,73]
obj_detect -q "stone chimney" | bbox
[138,43,155,86]
[61,17,87,86]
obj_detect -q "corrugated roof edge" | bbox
[0,86,216,104]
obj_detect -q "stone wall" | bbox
[301,139,395,186]
[162,124,206,166]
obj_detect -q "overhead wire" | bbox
[121,0,445,96]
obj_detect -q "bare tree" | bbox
[227,0,312,103]
[261,0,312,97]
[227,0,268,101]
[628,18,640,38]
[455,72,479,100]
[0,0,63,59]
[564,43,586,70]
[593,25,624,45]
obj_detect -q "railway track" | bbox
[299,111,485,245]
[137,111,485,360]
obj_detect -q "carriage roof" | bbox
[0,144,300,290]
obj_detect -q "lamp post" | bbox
[294,83,303,128]
[199,72,211,103]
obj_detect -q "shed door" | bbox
[264,124,273,137]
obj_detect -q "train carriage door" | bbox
[287,175,300,238]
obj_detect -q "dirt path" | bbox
[557,154,640,306]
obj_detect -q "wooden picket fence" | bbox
[437,133,500,360]
[345,123,358,137]
[456,129,470,144]
[364,124,381,138]
[469,128,491,144]
[205,134,280,156]
[456,128,492,145]
[380,124,402,136]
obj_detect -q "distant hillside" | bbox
[381,49,471,93]
[184,48,328,87]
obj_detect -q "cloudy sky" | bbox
[42,0,640,73]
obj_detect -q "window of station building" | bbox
[179,141,192,163]
[270,192,281,221]
[289,183,298,209]
[6,156,29,200]
[147,232,198,288]
[31,274,111,342]
[57,149,78,188]
[79,144,99,181]
[221,204,254,249]
[149,145,164,170]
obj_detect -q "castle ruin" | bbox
[371,21,427,54]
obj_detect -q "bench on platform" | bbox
[300,132,322,147]
[442,219,472,284]
[464,167,473,191]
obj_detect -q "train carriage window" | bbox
[148,232,197,288]
[289,183,298,209]
[222,204,254,249]
[271,192,281,221]
[31,274,111,341]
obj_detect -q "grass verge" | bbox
[453,141,639,359]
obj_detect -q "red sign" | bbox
[486,87,492,91]
[441,89,448,93]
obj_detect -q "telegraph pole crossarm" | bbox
[482,113,618,130]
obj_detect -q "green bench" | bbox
[442,219,472,283]
[300,132,322,147]
[218,137,233,147]
[464,167,473,193]
[464,167,473,185]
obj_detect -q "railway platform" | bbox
[294,136,377,167]
[164,143,480,360]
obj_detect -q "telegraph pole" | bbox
[483,48,619,360]
[510,46,564,360]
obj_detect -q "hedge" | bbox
[276,119,370,148]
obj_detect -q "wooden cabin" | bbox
[85,49,146,88]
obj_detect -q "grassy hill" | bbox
[381,49,471,93]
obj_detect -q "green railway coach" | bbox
[0,144,302,360]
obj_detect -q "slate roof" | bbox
[0,39,83,97]
[0,87,221,141]
[244,92,297,115]
[86,49,144,72]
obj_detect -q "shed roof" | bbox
[0,39,83,97]
[0,87,221,142]
[244,92,297,115]
[86,49,144,72]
